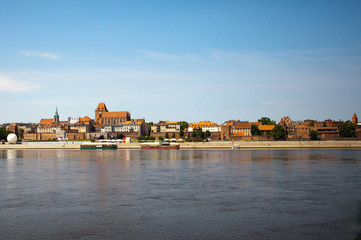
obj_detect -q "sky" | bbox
[1,0,361,124]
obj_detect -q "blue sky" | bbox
[1,0,360,124]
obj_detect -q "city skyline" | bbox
[0,103,357,126]
[1,1,361,123]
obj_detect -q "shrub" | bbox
[309,130,318,140]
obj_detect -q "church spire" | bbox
[54,106,59,123]
[352,113,358,124]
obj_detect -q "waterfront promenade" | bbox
[1,141,361,149]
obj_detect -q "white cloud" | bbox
[21,51,59,59]
[0,74,41,92]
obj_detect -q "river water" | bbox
[0,149,360,240]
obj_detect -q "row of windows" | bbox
[101,118,127,125]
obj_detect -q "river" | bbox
[0,149,360,239]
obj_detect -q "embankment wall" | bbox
[1,141,361,149]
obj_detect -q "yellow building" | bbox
[189,121,218,129]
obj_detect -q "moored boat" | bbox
[80,143,117,149]
[140,141,180,150]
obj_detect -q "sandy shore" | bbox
[1,140,361,149]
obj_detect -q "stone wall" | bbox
[150,132,182,139]
[23,133,57,140]
[67,133,88,140]
[23,133,37,140]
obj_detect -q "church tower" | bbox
[54,107,59,123]
[352,113,358,124]
[95,103,108,125]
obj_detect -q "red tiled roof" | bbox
[102,111,130,118]
[40,119,53,125]
[80,116,92,122]
[259,125,275,131]
[96,102,108,111]
[234,123,251,129]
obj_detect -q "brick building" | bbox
[279,116,296,138]
[95,103,131,127]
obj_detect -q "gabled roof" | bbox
[96,103,108,112]
[80,116,92,122]
[40,119,54,125]
[353,113,358,119]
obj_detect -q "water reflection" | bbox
[0,149,360,239]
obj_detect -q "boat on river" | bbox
[140,141,180,150]
[80,143,117,149]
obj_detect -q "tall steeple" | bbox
[54,106,59,123]
[352,113,358,124]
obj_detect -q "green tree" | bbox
[179,128,184,137]
[270,125,287,140]
[171,132,175,138]
[338,121,356,137]
[198,130,205,139]
[308,121,314,127]
[137,136,155,141]
[309,130,319,140]
[165,132,169,139]
[0,127,12,140]
[18,128,24,139]
[146,122,153,135]
[178,121,189,130]
[205,130,211,138]
[258,117,276,125]
[191,131,197,138]
[158,136,164,141]
[251,125,261,136]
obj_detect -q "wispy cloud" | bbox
[0,74,41,92]
[21,50,59,59]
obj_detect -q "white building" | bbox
[151,121,181,133]
[114,123,140,132]
[202,126,221,132]
[69,117,80,124]
[101,122,143,134]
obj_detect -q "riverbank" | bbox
[1,140,361,149]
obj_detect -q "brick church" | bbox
[95,103,131,127]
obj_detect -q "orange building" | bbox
[189,121,218,129]
[95,103,131,127]
[233,123,251,136]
